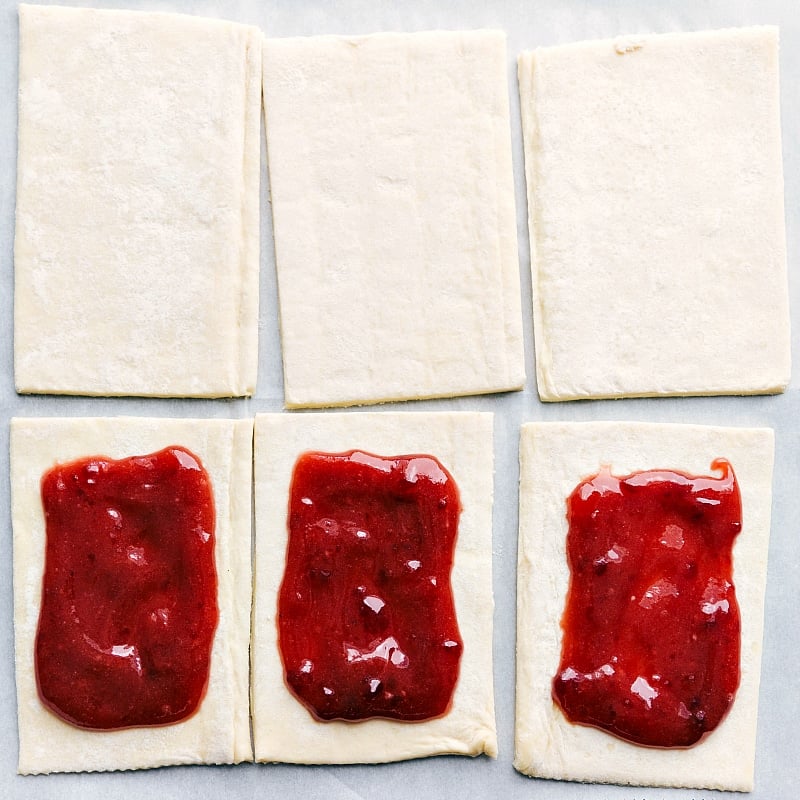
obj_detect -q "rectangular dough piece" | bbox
[515,421,774,791]
[10,417,253,774]
[519,27,790,401]
[263,31,525,408]
[252,412,497,762]
[14,5,261,397]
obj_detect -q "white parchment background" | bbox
[0,1,797,798]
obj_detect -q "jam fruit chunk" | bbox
[553,459,742,747]
[36,447,218,730]
[279,450,463,722]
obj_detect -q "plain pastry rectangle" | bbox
[252,412,497,762]
[263,31,525,408]
[11,417,253,774]
[515,422,774,791]
[518,27,790,401]
[14,5,261,397]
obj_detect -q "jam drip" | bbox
[553,459,742,747]
[279,450,463,722]
[36,447,218,730]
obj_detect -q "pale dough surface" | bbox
[518,27,790,401]
[14,5,261,397]
[263,31,524,408]
[252,412,497,762]
[515,422,774,791]
[10,417,253,774]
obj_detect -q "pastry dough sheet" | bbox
[515,421,774,790]
[252,412,497,762]
[263,31,525,408]
[519,27,790,401]
[10,417,253,774]
[14,5,261,398]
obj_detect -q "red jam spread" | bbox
[278,450,463,722]
[36,447,218,730]
[553,459,742,747]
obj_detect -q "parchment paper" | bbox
[0,1,797,798]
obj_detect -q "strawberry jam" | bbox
[278,450,463,722]
[36,447,218,730]
[553,459,741,747]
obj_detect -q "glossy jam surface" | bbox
[279,450,463,722]
[553,459,742,747]
[36,447,218,730]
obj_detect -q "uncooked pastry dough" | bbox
[515,421,774,791]
[10,417,253,774]
[252,412,497,762]
[518,27,790,401]
[263,31,525,408]
[14,5,261,397]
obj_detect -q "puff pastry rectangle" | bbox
[14,5,261,397]
[11,417,253,774]
[519,27,790,401]
[252,412,497,762]
[263,31,525,408]
[515,421,774,791]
